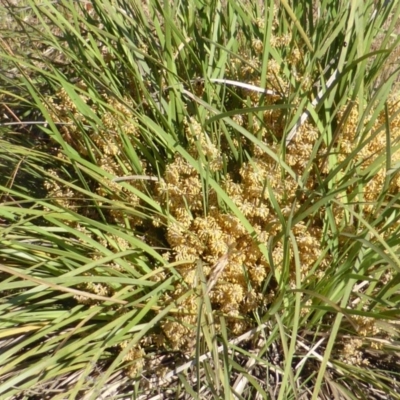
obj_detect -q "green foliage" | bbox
[1,0,400,399]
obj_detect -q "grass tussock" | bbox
[1,0,400,399]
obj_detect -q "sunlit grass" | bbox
[1,0,400,399]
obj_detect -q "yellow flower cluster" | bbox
[158,92,400,350]
[340,338,369,366]
[336,99,400,213]
[154,88,400,351]
[353,315,381,337]
[46,85,139,158]
[185,117,223,171]
[45,85,149,227]
[229,13,303,108]
[119,341,145,378]
[154,116,329,346]
[44,88,151,308]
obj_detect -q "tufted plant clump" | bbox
[1,0,400,399]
